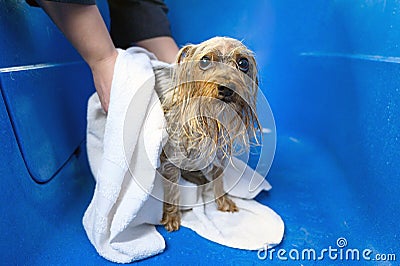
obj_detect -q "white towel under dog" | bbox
[83,47,284,263]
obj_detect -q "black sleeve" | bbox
[26,0,96,7]
[108,0,173,49]
[26,0,173,49]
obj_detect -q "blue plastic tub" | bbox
[1,0,399,264]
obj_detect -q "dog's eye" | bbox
[237,58,249,73]
[199,56,212,70]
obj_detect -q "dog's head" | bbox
[164,37,260,157]
[174,36,258,104]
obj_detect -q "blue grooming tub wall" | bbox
[1,0,399,265]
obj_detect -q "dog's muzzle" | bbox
[218,85,235,102]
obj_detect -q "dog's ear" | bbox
[175,44,195,64]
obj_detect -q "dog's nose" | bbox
[218,85,234,97]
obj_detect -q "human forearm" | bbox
[37,1,117,68]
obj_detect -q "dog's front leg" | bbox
[209,165,239,213]
[160,158,181,232]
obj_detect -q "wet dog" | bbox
[154,37,260,231]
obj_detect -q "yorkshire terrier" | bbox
[154,37,260,232]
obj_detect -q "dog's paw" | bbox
[216,195,239,212]
[161,212,181,232]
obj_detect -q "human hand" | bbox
[90,50,118,113]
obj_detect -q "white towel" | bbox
[83,47,284,263]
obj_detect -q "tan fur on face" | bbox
[156,37,260,231]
